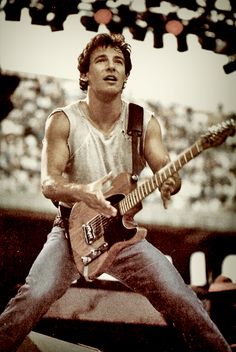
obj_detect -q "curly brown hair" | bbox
[77,33,132,91]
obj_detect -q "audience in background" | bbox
[0,73,235,212]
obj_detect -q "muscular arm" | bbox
[41,111,116,216]
[144,116,181,208]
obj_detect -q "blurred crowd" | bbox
[0,73,235,213]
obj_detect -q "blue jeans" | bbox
[0,223,231,352]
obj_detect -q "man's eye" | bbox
[96,58,106,63]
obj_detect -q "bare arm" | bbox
[41,111,116,217]
[144,116,181,208]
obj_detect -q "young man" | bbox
[0,33,231,351]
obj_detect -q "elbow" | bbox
[41,178,57,200]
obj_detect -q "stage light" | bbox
[4,0,29,21]
[143,11,166,48]
[176,32,188,52]
[145,0,162,8]
[223,56,236,74]
[130,22,147,41]
[29,1,51,26]
[81,15,99,32]
[48,0,80,31]
[169,0,199,11]
[106,18,124,34]
[107,5,137,35]
[94,9,112,25]
[165,20,183,36]
[165,14,187,52]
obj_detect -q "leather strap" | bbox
[127,103,144,180]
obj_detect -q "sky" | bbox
[0,7,236,113]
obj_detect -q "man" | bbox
[0,33,231,351]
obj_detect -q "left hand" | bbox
[160,177,177,209]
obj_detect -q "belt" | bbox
[53,205,72,231]
[59,205,72,220]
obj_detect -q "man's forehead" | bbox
[91,46,124,58]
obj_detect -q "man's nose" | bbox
[107,59,115,70]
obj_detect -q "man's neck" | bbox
[85,93,123,135]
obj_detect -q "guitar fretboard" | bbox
[119,141,203,215]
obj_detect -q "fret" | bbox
[138,186,142,200]
[167,164,172,176]
[148,180,153,193]
[180,154,187,166]
[139,187,144,201]
[130,192,135,207]
[133,190,139,204]
[140,186,145,200]
[185,149,191,161]
[127,195,132,209]
[158,173,165,185]
[150,176,156,189]
[183,153,188,163]
[189,147,194,159]
[120,200,126,215]
[196,142,201,153]
[123,201,127,214]
[178,158,182,168]
[143,182,149,196]
[162,169,167,181]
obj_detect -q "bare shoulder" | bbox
[45,110,70,139]
[146,114,162,138]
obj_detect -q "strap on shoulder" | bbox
[127,103,144,180]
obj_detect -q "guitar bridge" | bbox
[81,242,108,265]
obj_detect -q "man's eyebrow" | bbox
[93,53,124,62]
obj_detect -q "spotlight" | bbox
[176,32,188,52]
[143,11,165,48]
[223,57,236,74]
[130,23,147,41]
[29,1,51,26]
[81,15,99,32]
[49,0,80,31]
[94,9,112,25]
[4,0,28,21]
[145,0,162,8]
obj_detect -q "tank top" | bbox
[48,99,153,207]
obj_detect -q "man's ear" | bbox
[81,73,88,82]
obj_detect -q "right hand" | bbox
[80,172,117,218]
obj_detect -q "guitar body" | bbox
[69,173,147,280]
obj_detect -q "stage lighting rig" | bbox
[3,0,29,21]
[223,55,236,74]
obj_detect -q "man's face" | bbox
[85,46,127,97]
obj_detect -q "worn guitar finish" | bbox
[69,119,235,280]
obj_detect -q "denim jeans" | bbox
[0,223,231,352]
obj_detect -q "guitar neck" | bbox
[119,140,203,215]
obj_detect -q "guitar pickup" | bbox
[81,242,109,266]
[82,223,95,244]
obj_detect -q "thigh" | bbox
[107,239,196,312]
[26,225,79,299]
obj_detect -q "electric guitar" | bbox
[69,119,235,281]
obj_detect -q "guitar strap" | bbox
[127,102,144,181]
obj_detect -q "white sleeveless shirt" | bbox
[48,99,153,207]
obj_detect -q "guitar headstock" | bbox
[199,119,235,150]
